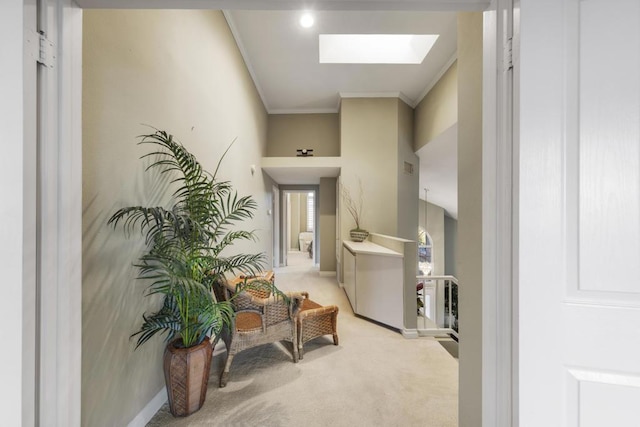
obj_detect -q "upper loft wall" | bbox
[82,9,271,427]
[340,98,399,238]
[267,113,340,157]
[414,61,458,151]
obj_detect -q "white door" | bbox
[518,0,640,425]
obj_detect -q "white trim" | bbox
[482,4,499,425]
[269,107,339,115]
[76,0,491,11]
[222,10,271,113]
[401,329,419,339]
[414,52,458,107]
[483,0,516,426]
[58,4,84,425]
[38,1,83,425]
[417,328,457,337]
[2,1,26,424]
[319,271,337,277]
[339,91,414,107]
[126,388,167,427]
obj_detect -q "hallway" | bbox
[148,265,458,426]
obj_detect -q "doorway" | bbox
[22,1,510,426]
[278,186,319,268]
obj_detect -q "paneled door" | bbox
[518,0,640,425]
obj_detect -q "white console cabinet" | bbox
[342,240,404,330]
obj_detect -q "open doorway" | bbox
[28,1,510,426]
[278,186,319,268]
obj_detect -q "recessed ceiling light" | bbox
[319,34,439,64]
[299,12,315,28]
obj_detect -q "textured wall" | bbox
[82,10,270,426]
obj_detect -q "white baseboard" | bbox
[319,271,336,277]
[127,387,167,427]
[401,329,419,339]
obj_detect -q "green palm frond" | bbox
[131,295,182,348]
[110,129,266,349]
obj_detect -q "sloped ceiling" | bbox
[225,10,458,113]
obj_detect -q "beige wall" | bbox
[414,61,458,152]
[340,98,400,240]
[267,113,340,157]
[457,12,484,427]
[319,178,337,272]
[82,10,271,427]
[397,99,419,241]
[444,215,458,277]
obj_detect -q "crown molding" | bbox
[269,108,339,115]
[414,52,457,108]
[222,10,271,113]
[77,0,490,11]
[339,91,415,108]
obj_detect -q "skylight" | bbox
[319,34,439,64]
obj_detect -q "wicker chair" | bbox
[213,278,304,388]
[297,292,339,359]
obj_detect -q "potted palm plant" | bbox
[109,130,265,417]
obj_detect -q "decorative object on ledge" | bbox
[296,148,314,157]
[349,229,369,242]
[341,178,369,241]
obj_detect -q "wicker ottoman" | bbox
[297,294,339,359]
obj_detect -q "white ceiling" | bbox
[227,9,460,211]
[225,10,458,113]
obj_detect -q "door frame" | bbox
[15,0,516,425]
[272,184,280,268]
[482,0,517,425]
[279,185,320,266]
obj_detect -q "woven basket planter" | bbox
[350,229,369,242]
[163,338,213,417]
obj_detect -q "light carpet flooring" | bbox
[147,256,458,426]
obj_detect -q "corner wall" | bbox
[457,12,484,427]
[339,98,401,239]
[397,100,420,241]
[82,10,271,427]
[414,61,458,151]
[319,178,337,272]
